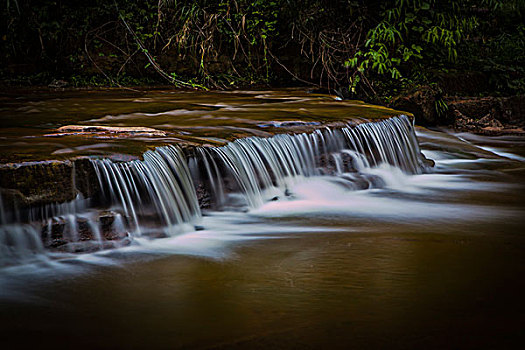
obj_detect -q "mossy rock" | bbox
[0,160,76,206]
[0,158,101,210]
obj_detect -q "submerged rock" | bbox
[40,210,130,251]
[47,125,167,138]
[98,210,129,241]
[41,217,68,248]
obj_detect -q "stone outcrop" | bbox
[73,157,102,200]
[0,160,77,207]
[390,86,524,134]
[447,95,525,135]
[0,157,100,210]
[390,86,444,126]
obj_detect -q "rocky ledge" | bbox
[391,86,524,135]
[0,114,429,255]
[0,158,100,209]
[448,96,525,135]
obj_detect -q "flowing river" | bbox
[0,89,524,349]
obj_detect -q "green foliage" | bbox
[464,1,525,94]
[435,96,449,117]
[346,1,479,94]
[0,0,523,95]
[345,0,524,97]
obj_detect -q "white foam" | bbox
[250,175,518,222]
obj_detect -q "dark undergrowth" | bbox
[1,0,524,100]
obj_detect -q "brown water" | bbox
[0,89,524,349]
[0,88,400,162]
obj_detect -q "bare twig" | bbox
[85,24,131,90]
[118,11,203,89]
[266,49,319,87]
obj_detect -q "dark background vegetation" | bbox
[1,0,524,99]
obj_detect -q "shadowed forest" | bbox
[2,0,524,99]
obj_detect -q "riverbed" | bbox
[1,89,524,349]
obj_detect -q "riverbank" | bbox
[389,85,525,135]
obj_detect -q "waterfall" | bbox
[198,115,424,209]
[91,145,201,237]
[0,114,427,265]
[0,224,46,267]
[341,115,422,174]
[1,192,44,266]
[209,131,324,208]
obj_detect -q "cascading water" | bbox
[341,115,423,174]
[91,145,201,237]
[0,115,427,265]
[3,87,525,350]
[198,115,425,209]
[0,224,46,267]
[0,193,90,266]
[0,191,132,265]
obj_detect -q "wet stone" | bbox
[0,160,76,206]
[99,211,116,233]
[41,218,68,248]
[39,211,130,250]
[195,183,211,209]
[76,217,95,241]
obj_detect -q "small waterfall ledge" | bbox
[0,115,432,265]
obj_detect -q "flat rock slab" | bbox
[0,158,100,209]
[1,89,407,162]
[47,125,167,137]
